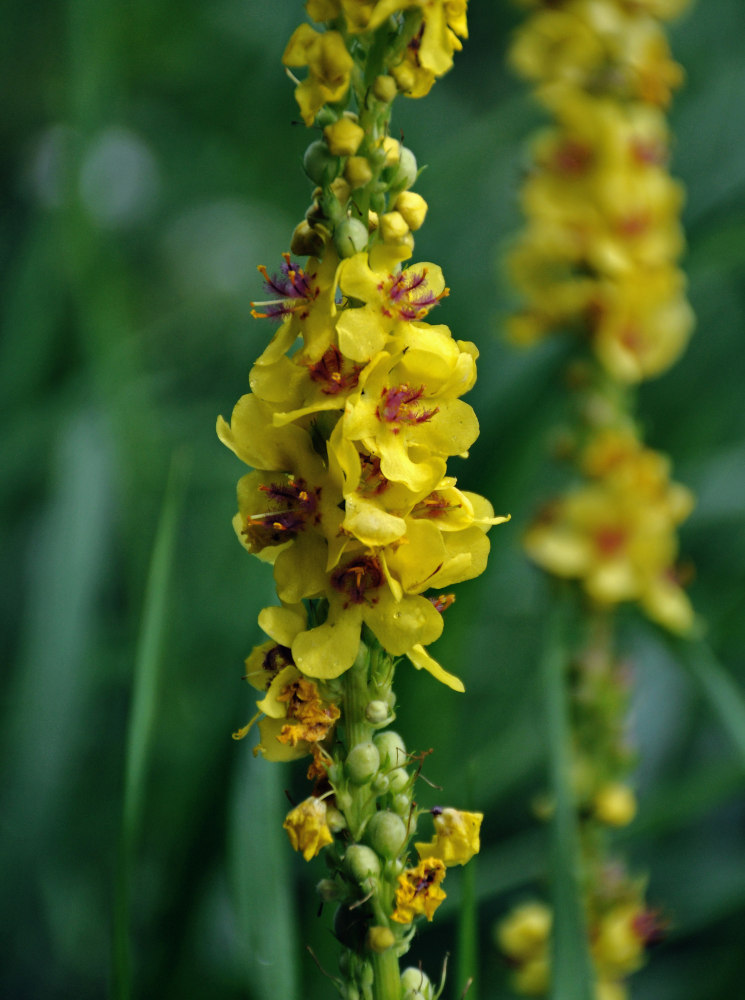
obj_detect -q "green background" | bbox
[2,1,745,997]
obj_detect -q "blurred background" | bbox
[2,1,745,997]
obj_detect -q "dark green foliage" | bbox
[1,2,744,998]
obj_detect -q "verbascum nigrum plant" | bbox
[497,2,694,998]
[218,3,507,998]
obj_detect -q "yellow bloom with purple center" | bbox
[391,857,447,923]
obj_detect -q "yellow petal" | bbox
[407,643,465,693]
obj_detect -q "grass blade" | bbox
[228,750,298,1000]
[666,634,745,769]
[542,603,594,1000]
[113,450,190,1000]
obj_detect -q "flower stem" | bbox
[372,948,402,1000]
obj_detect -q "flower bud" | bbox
[367,926,396,953]
[329,176,351,206]
[372,773,390,794]
[594,783,637,827]
[366,810,407,859]
[290,220,324,257]
[380,211,409,243]
[391,793,411,815]
[496,902,552,961]
[382,136,400,166]
[316,877,343,902]
[345,155,374,189]
[374,731,407,768]
[387,767,410,793]
[324,117,365,157]
[401,967,434,1000]
[345,844,381,885]
[303,139,341,186]
[365,699,389,724]
[334,217,369,257]
[513,956,549,996]
[391,60,417,94]
[346,741,380,784]
[373,74,397,102]
[394,191,428,231]
[326,806,347,832]
[388,146,418,190]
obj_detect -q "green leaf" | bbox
[113,449,190,1000]
[542,604,595,1000]
[228,751,299,1000]
[666,634,745,770]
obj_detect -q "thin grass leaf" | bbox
[542,603,594,1000]
[456,760,479,1000]
[113,449,190,1000]
[666,634,745,769]
[228,750,298,1000]
[456,855,478,1000]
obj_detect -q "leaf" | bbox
[542,604,595,1000]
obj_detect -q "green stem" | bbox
[372,948,402,1000]
[543,601,595,1000]
[344,641,373,751]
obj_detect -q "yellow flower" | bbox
[336,248,447,362]
[416,0,469,77]
[283,796,334,861]
[592,902,647,977]
[390,857,447,923]
[496,901,552,962]
[283,25,353,126]
[340,344,479,495]
[592,271,693,381]
[415,807,482,865]
[524,435,695,634]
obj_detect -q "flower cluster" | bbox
[500,3,694,996]
[508,0,695,631]
[507,0,694,384]
[525,426,694,633]
[220,4,495,996]
[498,886,666,1000]
[221,243,504,701]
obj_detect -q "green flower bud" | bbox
[368,926,396,953]
[387,767,410,793]
[334,217,369,258]
[391,793,411,815]
[316,877,343,902]
[372,75,397,102]
[335,789,353,812]
[366,810,407,859]
[388,146,418,190]
[401,967,434,1000]
[346,741,380,784]
[303,139,341,186]
[326,806,347,832]
[345,844,381,885]
[365,699,389,724]
[372,773,390,794]
[374,731,407,768]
